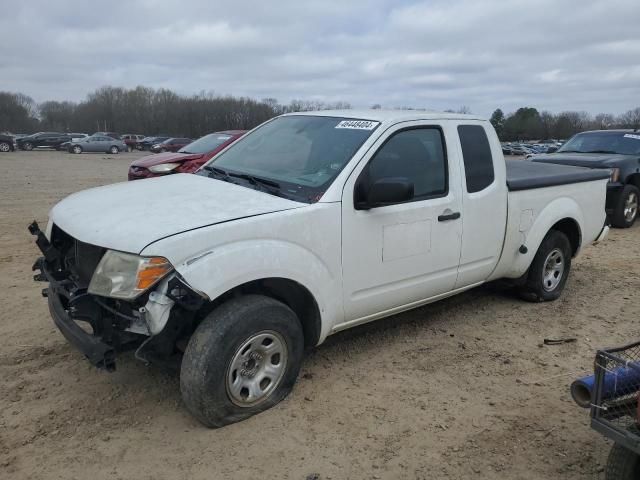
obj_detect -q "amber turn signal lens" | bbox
[136,257,172,290]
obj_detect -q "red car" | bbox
[128,130,245,180]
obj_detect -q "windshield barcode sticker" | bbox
[335,120,379,130]
[624,134,640,140]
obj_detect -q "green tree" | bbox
[489,108,505,139]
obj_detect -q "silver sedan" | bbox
[69,135,128,154]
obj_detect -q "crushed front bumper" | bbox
[44,266,116,370]
[33,255,117,371]
[30,221,130,371]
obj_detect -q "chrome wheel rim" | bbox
[542,248,565,292]
[0,143,9,152]
[226,330,287,407]
[110,146,118,154]
[624,192,638,223]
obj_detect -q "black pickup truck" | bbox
[531,130,640,228]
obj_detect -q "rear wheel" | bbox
[109,146,120,154]
[22,142,33,151]
[180,294,304,428]
[72,145,82,154]
[606,442,640,480]
[0,142,10,152]
[611,184,639,228]
[519,230,572,302]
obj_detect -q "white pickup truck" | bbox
[31,110,610,427]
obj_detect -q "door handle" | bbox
[438,211,461,222]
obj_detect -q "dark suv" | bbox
[150,137,193,153]
[0,134,15,152]
[531,129,640,228]
[137,136,170,151]
[17,132,71,151]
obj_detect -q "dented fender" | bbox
[139,203,344,344]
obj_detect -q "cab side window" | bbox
[363,127,447,204]
[458,125,495,193]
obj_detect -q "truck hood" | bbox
[130,151,204,168]
[49,173,304,253]
[530,152,629,169]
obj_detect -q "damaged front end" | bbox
[29,221,204,371]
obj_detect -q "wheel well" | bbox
[551,218,581,256]
[205,278,321,347]
[625,173,640,189]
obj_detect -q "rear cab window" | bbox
[457,125,495,193]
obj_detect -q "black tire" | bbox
[0,141,11,152]
[611,184,639,228]
[180,294,304,428]
[519,230,572,302]
[109,146,120,154]
[72,145,83,154]
[22,142,33,151]
[606,443,640,480]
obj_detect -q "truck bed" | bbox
[506,160,611,191]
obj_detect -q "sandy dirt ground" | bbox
[1,150,639,480]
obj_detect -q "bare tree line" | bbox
[0,87,352,137]
[1,87,638,141]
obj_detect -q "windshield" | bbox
[558,131,640,155]
[202,116,379,203]
[180,133,233,154]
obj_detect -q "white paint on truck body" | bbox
[47,110,609,345]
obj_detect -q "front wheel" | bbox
[72,145,82,154]
[606,442,640,480]
[611,184,639,228]
[22,142,33,151]
[180,294,304,428]
[109,146,120,154]
[519,230,572,302]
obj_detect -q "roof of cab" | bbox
[281,109,486,124]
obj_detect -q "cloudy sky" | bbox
[1,0,639,117]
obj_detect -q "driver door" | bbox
[340,122,463,324]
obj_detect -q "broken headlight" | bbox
[88,250,173,300]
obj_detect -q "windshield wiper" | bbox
[202,165,233,182]
[202,166,286,197]
[228,172,290,198]
[228,172,281,190]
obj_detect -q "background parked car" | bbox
[56,133,88,151]
[121,134,145,152]
[68,135,128,154]
[137,136,170,150]
[150,137,193,153]
[0,134,15,152]
[16,132,72,150]
[128,130,245,180]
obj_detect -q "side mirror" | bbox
[546,146,558,153]
[355,177,414,210]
